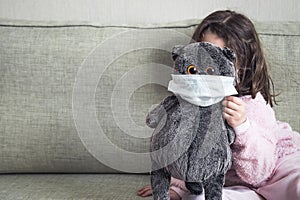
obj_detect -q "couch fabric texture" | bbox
[0,19,299,199]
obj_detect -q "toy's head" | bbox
[168,42,238,107]
[171,42,236,78]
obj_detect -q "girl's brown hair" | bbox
[192,10,276,106]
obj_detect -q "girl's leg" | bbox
[255,153,300,200]
[177,186,263,200]
[222,186,264,200]
[171,177,263,200]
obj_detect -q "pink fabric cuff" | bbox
[234,117,250,134]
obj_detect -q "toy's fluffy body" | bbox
[148,42,236,200]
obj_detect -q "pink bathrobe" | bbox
[170,92,300,200]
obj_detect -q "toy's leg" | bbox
[151,168,171,200]
[203,174,225,200]
[185,182,203,195]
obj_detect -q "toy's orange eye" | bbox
[205,66,215,75]
[187,65,198,75]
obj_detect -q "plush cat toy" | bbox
[147,42,237,200]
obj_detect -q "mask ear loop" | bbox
[232,67,240,97]
[233,68,238,86]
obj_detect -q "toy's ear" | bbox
[222,47,236,62]
[172,45,184,61]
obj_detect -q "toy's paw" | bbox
[146,115,159,128]
[185,182,203,195]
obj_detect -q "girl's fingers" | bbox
[223,107,236,116]
[226,96,244,106]
[223,111,231,120]
[140,189,152,197]
[223,96,247,128]
[137,185,152,197]
[223,96,246,112]
[137,186,181,199]
[137,186,149,194]
[222,100,239,113]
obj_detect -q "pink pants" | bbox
[171,153,300,200]
[255,153,300,200]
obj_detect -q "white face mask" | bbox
[168,75,238,107]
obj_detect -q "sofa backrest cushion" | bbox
[0,20,299,173]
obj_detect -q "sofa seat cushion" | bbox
[0,174,150,200]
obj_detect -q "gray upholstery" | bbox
[0,174,151,200]
[0,19,299,199]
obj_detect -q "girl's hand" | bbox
[137,185,152,197]
[137,185,181,200]
[222,96,247,128]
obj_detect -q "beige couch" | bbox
[0,19,299,199]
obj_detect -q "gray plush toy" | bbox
[147,42,237,200]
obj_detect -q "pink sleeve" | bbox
[231,93,278,187]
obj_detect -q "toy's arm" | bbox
[146,95,178,128]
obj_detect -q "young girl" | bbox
[137,10,300,200]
